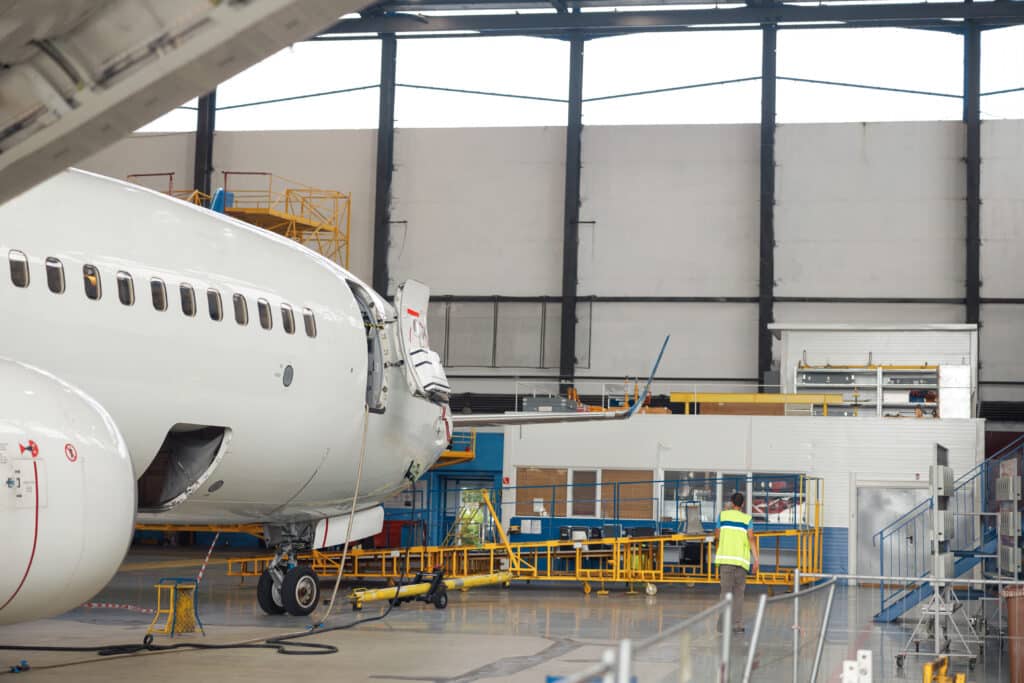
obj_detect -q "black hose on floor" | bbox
[0,578,407,672]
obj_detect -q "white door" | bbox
[395,280,450,402]
[856,486,929,578]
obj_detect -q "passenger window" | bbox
[9,250,29,287]
[303,308,317,338]
[151,278,167,311]
[116,272,134,306]
[281,303,295,335]
[45,257,64,293]
[207,289,223,321]
[83,264,101,300]
[180,284,196,317]
[258,298,272,330]
[233,294,248,326]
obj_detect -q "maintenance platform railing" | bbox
[228,481,822,593]
[221,171,351,267]
[874,435,1024,622]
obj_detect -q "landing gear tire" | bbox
[281,566,321,617]
[257,570,286,615]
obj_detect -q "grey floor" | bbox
[0,547,1011,681]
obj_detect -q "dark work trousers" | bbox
[718,563,747,629]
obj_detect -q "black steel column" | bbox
[559,34,585,387]
[757,25,777,386]
[964,22,981,326]
[192,90,216,195]
[373,34,397,295]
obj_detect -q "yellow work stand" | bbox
[148,578,205,637]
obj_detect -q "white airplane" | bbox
[0,169,666,623]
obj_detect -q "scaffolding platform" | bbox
[221,171,350,268]
[227,491,822,594]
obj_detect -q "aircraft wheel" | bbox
[257,570,286,615]
[281,566,321,616]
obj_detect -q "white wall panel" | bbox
[79,132,194,192]
[503,415,983,566]
[776,122,964,298]
[578,302,758,380]
[81,129,378,283]
[212,130,377,283]
[779,328,975,369]
[775,302,964,325]
[578,125,759,297]
[981,120,1024,298]
[389,127,564,296]
[980,304,1024,401]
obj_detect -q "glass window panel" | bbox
[116,272,134,306]
[281,303,295,334]
[542,302,561,369]
[45,257,64,293]
[446,302,494,367]
[9,250,29,288]
[751,472,802,525]
[495,302,542,368]
[303,307,317,338]
[180,284,196,317]
[83,265,101,300]
[571,470,597,517]
[151,278,167,311]
[233,294,248,325]
[208,289,223,321]
[258,298,273,330]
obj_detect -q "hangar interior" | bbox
[3,0,1024,681]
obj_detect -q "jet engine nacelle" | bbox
[0,359,135,625]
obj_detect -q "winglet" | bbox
[625,335,670,417]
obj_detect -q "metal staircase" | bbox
[873,435,1024,623]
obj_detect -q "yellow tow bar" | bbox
[349,571,512,611]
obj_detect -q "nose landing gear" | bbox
[256,543,322,617]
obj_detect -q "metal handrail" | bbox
[559,594,733,683]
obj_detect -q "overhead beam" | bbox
[192,90,216,196]
[373,34,398,295]
[559,33,585,387]
[964,22,981,326]
[757,23,777,388]
[321,3,1024,36]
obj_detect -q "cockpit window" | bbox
[9,250,29,288]
[83,264,102,300]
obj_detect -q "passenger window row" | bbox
[8,250,318,338]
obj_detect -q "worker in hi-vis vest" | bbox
[714,491,760,633]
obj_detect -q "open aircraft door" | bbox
[395,280,450,403]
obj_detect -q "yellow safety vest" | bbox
[715,509,752,571]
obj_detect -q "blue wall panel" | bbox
[822,526,849,574]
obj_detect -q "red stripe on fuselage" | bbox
[0,461,40,612]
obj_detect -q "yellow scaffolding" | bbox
[222,171,351,268]
[432,430,476,469]
[227,482,823,594]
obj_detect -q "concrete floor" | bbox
[0,547,1012,682]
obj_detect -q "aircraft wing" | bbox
[0,0,366,205]
[451,336,670,427]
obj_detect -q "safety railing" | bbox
[501,474,818,534]
[561,571,1023,683]
[743,575,838,683]
[220,170,351,267]
[875,434,1024,618]
[555,595,734,683]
